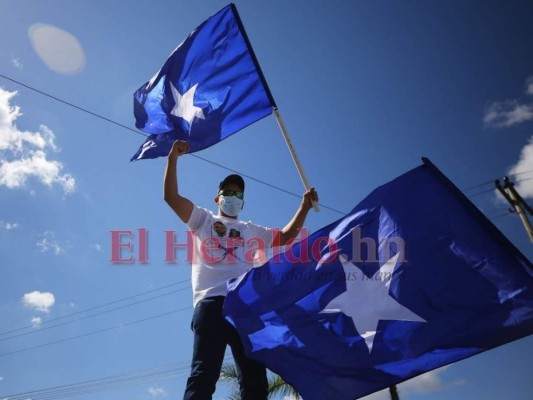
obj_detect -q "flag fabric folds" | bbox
[131,4,274,161]
[223,159,533,400]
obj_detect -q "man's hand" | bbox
[169,140,190,158]
[302,188,319,211]
[277,187,319,245]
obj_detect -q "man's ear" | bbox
[214,195,220,204]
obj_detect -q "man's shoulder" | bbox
[195,205,214,216]
[187,205,215,229]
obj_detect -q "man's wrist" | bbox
[300,202,312,213]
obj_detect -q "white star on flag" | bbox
[170,82,205,131]
[135,139,157,160]
[320,252,426,353]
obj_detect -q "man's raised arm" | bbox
[164,140,194,223]
[276,188,319,246]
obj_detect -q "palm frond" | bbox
[220,363,241,400]
[220,362,239,381]
[268,373,301,399]
[220,363,301,400]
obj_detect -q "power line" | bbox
[1,356,234,400]
[0,279,190,337]
[462,178,497,193]
[30,372,183,400]
[4,74,533,215]
[467,186,496,198]
[5,72,529,215]
[0,73,346,216]
[0,73,148,138]
[190,152,346,214]
[0,285,191,342]
[510,169,533,180]
[515,176,533,187]
[0,199,516,349]
[0,361,190,400]
[489,211,514,221]
[462,169,533,193]
[0,307,190,358]
[466,176,533,200]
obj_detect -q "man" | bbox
[164,139,318,400]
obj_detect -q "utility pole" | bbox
[389,385,400,400]
[495,177,533,243]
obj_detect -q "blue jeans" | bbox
[183,296,268,400]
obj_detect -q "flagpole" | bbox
[274,107,320,212]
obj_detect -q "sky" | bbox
[0,0,532,399]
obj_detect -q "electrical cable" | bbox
[0,279,190,337]
[0,307,190,358]
[5,72,528,214]
[2,73,532,213]
[463,169,533,193]
[0,73,346,216]
[1,362,187,399]
[1,357,233,400]
[0,285,190,342]
[488,211,514,221]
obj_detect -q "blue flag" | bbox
[131,4,274,161]
[223,159,533,400]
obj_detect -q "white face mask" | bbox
[219,195,243,217]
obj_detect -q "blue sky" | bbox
[0,0,532,399]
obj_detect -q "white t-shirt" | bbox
[186,205,275,306]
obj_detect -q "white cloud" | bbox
[0,220,19,230]
[0,92,58,151]
[36,231,66,255]
[12,57,22,69]
[484,76,533,128]
[148,386,167,397]
[90,243,103,252]
[507,135,533,199]
[526,76,533,96]
[360,366,465,400]
[0,88,75,194]
[0,376,3,382]
[0,150,75,193]
[399,366,466,394]
[22,291,55,313]
[483,100,533,128]
[31,316,42,327]
[28,24,86,75]
[488,76,533,199]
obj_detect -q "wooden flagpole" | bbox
[273,107,319,212]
